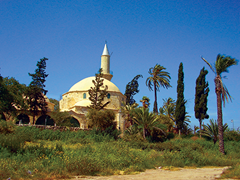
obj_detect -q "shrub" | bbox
[224,130,240,142]
[0,121,15,134]
[86,109,116,130]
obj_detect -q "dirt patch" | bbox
[72,167,230,180]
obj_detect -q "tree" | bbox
[27,57,49,124]
[88,68,109,110]
[175,62,185,135]
[49,98,71,126]
[146,64,171,113]
[86,109,116,130]
[132,107,165,139]
[159,97,176,132]
[0,76,27,120]
[194,67,210,137]
[87,68,116,130]
[140,96,150,108]
[121,102,138,128]
[124,74,143,105]
[202,54,238,154]
[202,119,228,144]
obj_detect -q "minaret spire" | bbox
[101,43,113,81]
[102,44,109,56]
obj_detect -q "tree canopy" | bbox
[194,67,209,137]
[146,64,171,113]
[124,74,143,105]
[88,68,109,110]
[0,76,27,120]
[175,62,185,134]
[26,57,49,124]
[202,54,238,154]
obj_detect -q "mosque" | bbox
[59,44,126,130]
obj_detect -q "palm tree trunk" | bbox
[215,77,225,154]
[154,82,158,114]
[199,120,202,138]
[143,128,146,139]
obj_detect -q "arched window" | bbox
[83,93,86,99]
[107,93,111,99]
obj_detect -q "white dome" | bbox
[75,99,91,107]
[69,76,120,92]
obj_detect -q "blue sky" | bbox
[1,0,239,129]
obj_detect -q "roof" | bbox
[102,44,110,56]
[68,76,120,92]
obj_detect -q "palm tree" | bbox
[121,102,138,128]
[202,54,238,154]
[132,107,165,139]
[159,97,176,131]
[146,64,171,114]
[202,119,228,144]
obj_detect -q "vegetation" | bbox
[202,54,238,154]
[202,119,228,144]
[86,68,116,131]
[194,67,209,137]
[159,97,176,132]
[175,62,185,135]
[49,98,72,127]
[0,125,240,179]
[124,74,143,105]
[132,107,165,139]
[121,102,138,128]
[140,96,150,108]
[88,68,109,110]
[0,76,27,120]
[26,57,49,124]
[1,52,239,179]
[146,64,171,114]
[86,108,116,130]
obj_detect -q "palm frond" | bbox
[201,56,215,74]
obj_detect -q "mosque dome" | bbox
[68,76,121,93]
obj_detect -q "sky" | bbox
[1,0,239,130]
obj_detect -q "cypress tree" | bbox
[194,67,209,137]
[175,62,185,135]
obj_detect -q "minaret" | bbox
[101,44,113,81]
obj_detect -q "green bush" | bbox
[0,121,15,134]
[224,130,240,142]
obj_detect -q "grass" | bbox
[0,125,240,179]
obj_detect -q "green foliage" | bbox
[159,97,176,131]
[221,163,240,179]
[88,68,109,110]
[0,77,27,120]
[0,121,15,134]
[121,102,138,127]
[0,126,240,179]
[27,57,49,124]
[140,96,150,108]
[124,74,143,105]
[202,54,238,154]
[146,64,171,113]
[132,107,165,139]
[224,130,240,142]
[195,67,209,137]
[202,119,228,144]
[49,98,59,111]
[175,62,185,134]
[28,57,49,95]
[86,109,116,130]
